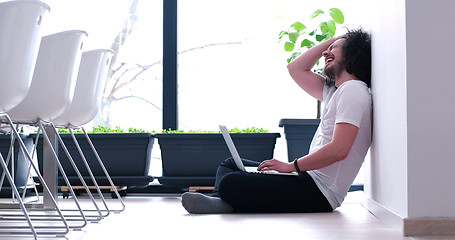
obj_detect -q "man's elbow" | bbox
[287,62,296,75]
[335,152,349,162]
[287,61,314,77]
[334,148,351,162]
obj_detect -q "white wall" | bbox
[367,0,455,221]
[366,0,408,218]
[406,0,455,218]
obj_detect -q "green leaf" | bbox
[288,32,300,43]
[284,42,295,52]
[287,52,301,63]
[128,127,146,133]
[278,31,288,39]
[309,29,317,36]
[329,8,344,24]
[161,127,270,133]
[310,9,324,19]
[327,20,336,36]
[301,39,315,49]
[291,22,306,31]
[320,22,328,34]
[316,34,329,42]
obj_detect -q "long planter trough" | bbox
[155,132,280,188]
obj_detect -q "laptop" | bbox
[219,125,298,176]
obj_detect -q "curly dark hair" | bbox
[341,28,371,87]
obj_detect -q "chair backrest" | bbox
[0,0,50,112]
[7,30,87,123]
[53,49,114,127]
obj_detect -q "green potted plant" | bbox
[278,8,344,162]
[33,126,154,188]
[154,127,280,189]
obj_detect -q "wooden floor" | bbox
[0,191,454,240]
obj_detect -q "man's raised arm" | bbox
[287,37,338,101]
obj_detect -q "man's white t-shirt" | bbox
[307,80,372,210]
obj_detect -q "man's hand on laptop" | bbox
[257,159,295,173]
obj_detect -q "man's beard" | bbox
[323,61,344,86]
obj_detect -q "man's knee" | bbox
[220,157,237,169]
[218,171,243,200]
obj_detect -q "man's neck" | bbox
[335,71,359,88]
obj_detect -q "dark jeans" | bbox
[212,157,333,213]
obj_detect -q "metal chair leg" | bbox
[0,113,69,238]
[0,153,37,239]
[0,133,16,197]
[20,131,42,202]
[45,122,104,221]
[69,128,110,218]
[38,121,88,229]
[82,127,126,212]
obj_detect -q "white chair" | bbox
[7,30,87,122]
[0,1,67,239]
[53,49,114,127]
[0,0,49,113]
[53,49,126,208]
[53,49,126,215]
[6,30,101,230]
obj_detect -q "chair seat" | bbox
[53,49,114,127]
[7,30,87,122]
[0,1,49,112]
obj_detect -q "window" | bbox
[41,1,370,183]
[42,0,163,131]
[42,0,370,135]
[177,0,371,134]
[177,1,316,132]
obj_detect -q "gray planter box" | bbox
[279,119,320,162]
[155,132,280,188]
[34,133,154,187]
[0,134,33,190]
